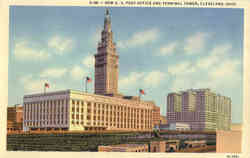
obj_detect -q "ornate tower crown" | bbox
[104,8,111,32]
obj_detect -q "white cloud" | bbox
[193,59,241,92]
[196,55,218,69]
[91,26,102,46]
[197,44,232,69]
[209,59,240,79]
[169,43,241,92]
[158,42,178,56]
[184,32,211,55]
[117,28,160,49]
[119,71,166,91]
[210,43,232,56]
[144,71,166,87]
[48,35,73,54]
[20,75,59,93]
[119,72,144,89]
[70,65,89,80]
[14,41,50,61]
[168,61,197,91]
[168,61,196,75]
[40,67,67,78]
[170,77,194,92]
[82,55,95,68]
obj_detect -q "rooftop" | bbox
[23,89,156,107]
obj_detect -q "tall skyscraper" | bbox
[94,9,119,96]
[167,89,231,131]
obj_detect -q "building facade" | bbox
[23,90,154,131]
[160,115,167,124]
[169,123,190,131]
[98,144,149,152]
[216,123,242,153]
[95,9,119,96]
[98,141,166,152]
[152,105,161,127]
[158,123,190,131]
[167,89,231,131]
[7,104,23,131]
[149,141,166,152]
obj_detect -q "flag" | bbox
[139,89,145,95]
[44,83,50,88]
[86,77,92,83]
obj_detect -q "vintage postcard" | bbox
[0,0,249,158]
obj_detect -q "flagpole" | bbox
[85,78,87,93]
[83,77,84,92]
[139,90,141,101]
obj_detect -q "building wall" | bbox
[23,91,70,131]
[94,9,119,96]
[152,105,160,127]
[167,89,231,131]
[216,130,242,153]
[98,144,149,152]
[231,123,242,131]
[7,105,23,131]
[167,93,182,112]
[169,123,190,131]
[160,115,167,124]
[23,90,154,131]
[149,141,166,152]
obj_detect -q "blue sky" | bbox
[9,6,243,123]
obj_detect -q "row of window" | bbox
[72,114,151,123]
[25,120,68,126]
[72,120,151,129]
[24,100,68,109]
[72,101,152,113]
[24,113,68,120]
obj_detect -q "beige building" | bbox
[149,141,166,152]
[98,144,148,152]
[160,115,167,124]
[23,90,154,131]
[152,105,160,127]
[98,141,166,152]
[216,123,242,153]
[231,123,242,131]
[7,104,23,131]
[167,89,231,131]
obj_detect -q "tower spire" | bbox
[106,8,110,16]
[104,8,111,32]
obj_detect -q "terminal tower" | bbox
[94,9,119,96]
